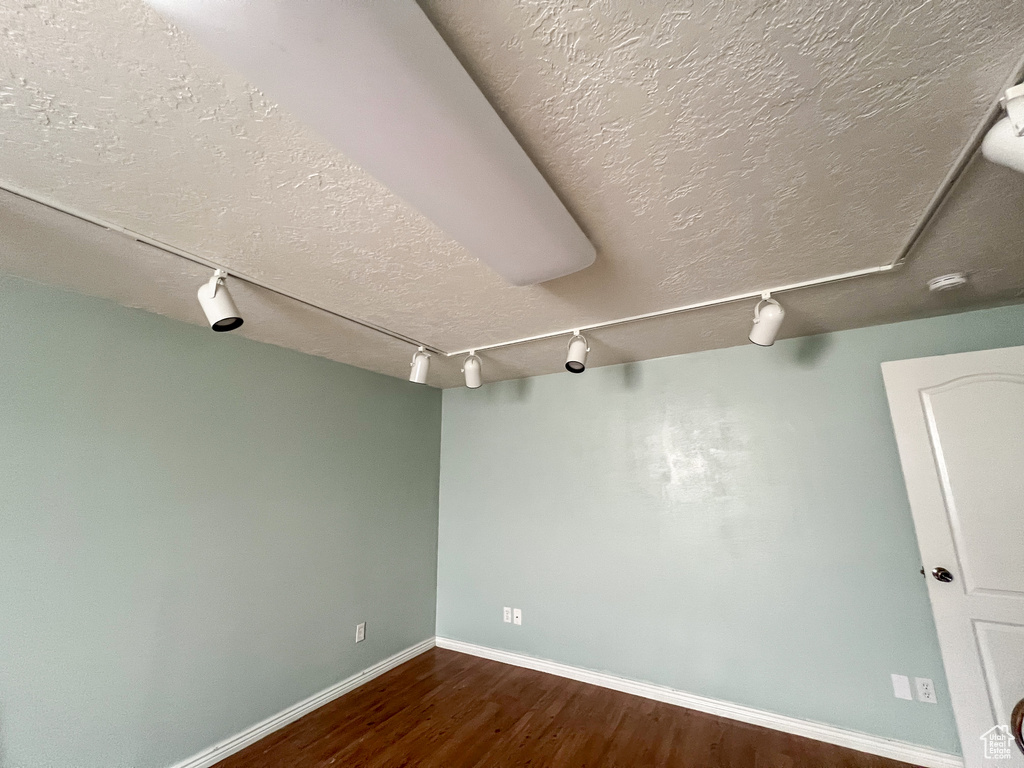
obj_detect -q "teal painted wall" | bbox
[0,277,441,768]
[437,303,1024,755]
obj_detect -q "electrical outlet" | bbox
[355,622,365,643]
[915,677,936,704]
[891,674,912,700]
[503,607,512,623]
[513,608,522,626]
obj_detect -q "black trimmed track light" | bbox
[565,332,589,373]
[197,269,243,332]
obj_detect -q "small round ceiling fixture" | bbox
[927,273,968,292]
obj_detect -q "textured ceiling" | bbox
[1,0,1024,387]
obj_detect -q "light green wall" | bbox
[6,272,1022,764]
[437,303,1024,756]
[0,276,441,768]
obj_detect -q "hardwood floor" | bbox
[215,647,920,768]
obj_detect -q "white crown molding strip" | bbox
[169,637,436,768]
[435,637,964,768]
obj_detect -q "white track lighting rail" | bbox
[3,51,1023,368]
[443,264,891,357]
[1,180,901,360]
[0,182,445,355]
[892,52,1024,268]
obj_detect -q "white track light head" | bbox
[565,333,589,373]
[983,84,1024,174]
[197,269,243,332]
[982,117,1024,173]
[749,293,785,346]
[409,346,430,384]
[462,353,482,389]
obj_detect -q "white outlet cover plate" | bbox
[891,674,913,700]
[513,608,522,626]
[356,622,365,643]
[914,677,936,703]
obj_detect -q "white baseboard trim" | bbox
[170,637,436,768]
[435,637,963,768]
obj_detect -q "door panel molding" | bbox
[884,345,1024,768]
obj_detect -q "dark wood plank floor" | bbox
[215,647,920,768]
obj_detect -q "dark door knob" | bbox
[931,567,954,583]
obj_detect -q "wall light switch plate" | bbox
[503,607,512,623]
[891,674,912,700]
[513,608,522,626]
[914,677,936,703]
[355,622,365,643]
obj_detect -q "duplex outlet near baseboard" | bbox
[355,622,365,643]
[914,677,936,704]
[503,607,522,625]
[891,674,935,703]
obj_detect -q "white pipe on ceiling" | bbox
[143,0,596,287]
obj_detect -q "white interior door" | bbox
[883,345,1024,767]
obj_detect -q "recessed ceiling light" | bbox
[927,273,968,292]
